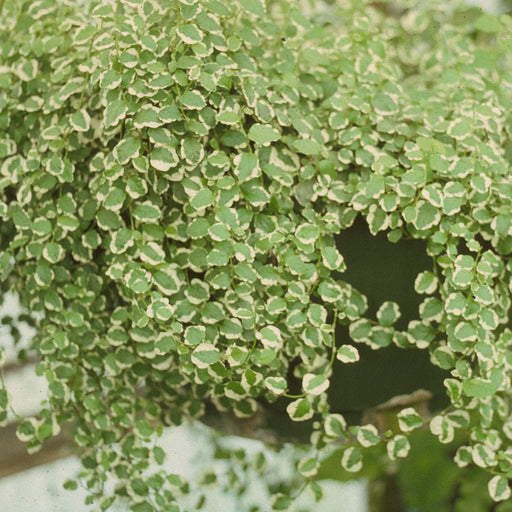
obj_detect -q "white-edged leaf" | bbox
[42,242,65,263]
[397,407,423,432]
[257,326,283,350]
[302,373,329,395]
[387,435,410,460]
[180,90,206,110]
[336,345,360,363]
[298,456,319,478]
[324,414,347,438]
[264,376,287,395]
[341,447,363,472]
[191,343,221,369]
[113,136,141,164]
[429,415,454,443]
[488,475,511,502]
[70,109,91,132]
[356,424,381,447]
[190,188,214,211]
[321,246,345,271]
[248,124,280,146]
[104,99,127,128]
[286,397,314,422]
[140,242,166,266]
[177,24,204,44]
[150,146,179,171]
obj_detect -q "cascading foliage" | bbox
[0,0,512,509]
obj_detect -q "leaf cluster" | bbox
[0,0,512,509]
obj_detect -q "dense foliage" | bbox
[0,0,512,509]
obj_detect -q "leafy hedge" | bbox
[1,0,512,509]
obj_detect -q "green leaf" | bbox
[153,270,180,296]
[412,201,440,231]
[414,271,438,294]
[208,223,230,241]
[0,138,17,158]
[257,326,283,349]
[386,435,410,460]
[187,218,209,239]
[248,124,280,146]
[136,419,154,437]
[286,397,313,422]
[376,301,400,327]
[474,14,501,33]
[241,182,270,206]
[119,48,138,68]
[140,242,166,266]
[177,24,204,44]
[46,156,65,177]
[206,249,229,266]
[70,109,91,132]
[372,92,399,116]
[11,206,31,229]
[191,343,221,368]
[150,146,178,171]
[240,0,265,17]
[97,209,122,230]
[133,202,161,223]
[16,418,37,442]
[235,152,260,182]
[397,407,423,432]
[148,73,174,90]
[126,176,148,199]
[472,443,497,468]
[129,478,149,497]
[298,456,319,478]
[318,280,343,303]
[272,495,292,511]
[341,447,363,472]
[217,110,239,125]
[356,424,381,447]
[42,242,65,263]
[100,69,122,89]
[336,345,359,363]
[462,378,497,398]
[454,321,477,342]
[103,187,126,211]
[153,446,166,465]
[190,188,214,210]
[324,414,347,437]
[264,376,287,395]
[293,138,323,156]
[104,99,127,128]
[16,59,38,81]
[432,346,455,370]
[488,475,511,502]
[158,105,182,123]
[113,137,141,164]
[303,373,329,395]
[63,480,78,491]
[126,269,151,294]
[184,325,206,346]
[180,90,206,110]
[295,223,319,244]
[447,118,472,140]
[35,264,54,286]
[365,174,386,199]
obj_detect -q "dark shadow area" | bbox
[334,215,431,326]
[328,216,448,419]
[205,217,450,444]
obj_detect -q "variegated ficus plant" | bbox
[1,0,512,509]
